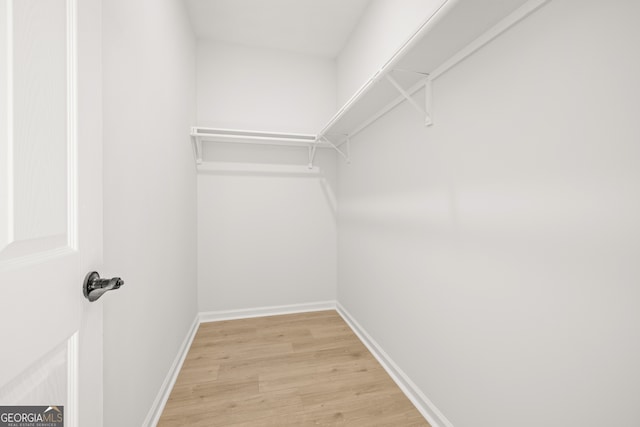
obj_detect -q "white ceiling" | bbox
[184,0,371,58]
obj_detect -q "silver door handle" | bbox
[83,271,124,302]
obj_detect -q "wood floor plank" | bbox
[158,310,429,426]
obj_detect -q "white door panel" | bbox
[12,0,68,244]
[0,0,103,425]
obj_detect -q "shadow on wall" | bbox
[199,142,338,216]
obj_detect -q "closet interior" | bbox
[101,0,640,425]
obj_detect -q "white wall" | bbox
[196,42,338,313]
[197,41,336,133]
[336,0,444,106]
[337,1,640,426]
[198,145,337,313]
[102,0,197,425]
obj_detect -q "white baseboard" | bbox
[199,301,337,323]
[336,302,454,427]
[142,314,200,427]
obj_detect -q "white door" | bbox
[0,0,104,426]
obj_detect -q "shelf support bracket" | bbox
[345,136,351,164]
[385,74,433,127]
[320,135,350,164]
[190,130,203,164]
[424,77,433,126]
[308,143,317,169]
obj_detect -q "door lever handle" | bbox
[83,271,124,302]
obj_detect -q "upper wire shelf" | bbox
[191,0,549,165]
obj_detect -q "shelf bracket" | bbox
[190,129,203,164]
[385,73,433,127]
[424,77,433,126]
[320,135,350,164]
[345,136,351,164]
[308,143,317,169]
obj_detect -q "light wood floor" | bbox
[158,310,429,426]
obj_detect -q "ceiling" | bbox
[184,0,371,58]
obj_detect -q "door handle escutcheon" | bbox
[83,271,124,302]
